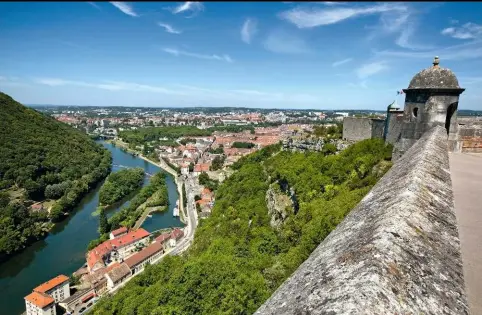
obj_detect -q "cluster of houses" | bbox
[25,227,185,314]
[159,127,287,175]
[196,188,215,218]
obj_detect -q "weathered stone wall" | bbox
[385,111,404,145]
[255,126,468,315]
[342,117,385,141]
[370,118,385,139]
[456,117,482,153]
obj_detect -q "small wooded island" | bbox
[89,172,169,250]
[98,168,145,206]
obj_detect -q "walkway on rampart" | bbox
[450,152,482,315]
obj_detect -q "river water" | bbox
[0,141,184,315]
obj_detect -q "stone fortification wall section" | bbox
[342,117,384,142]
[456,117,482,153]
[256,126,468,315]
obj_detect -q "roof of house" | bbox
[194,163,210,172]
[87,229,150,270]
[124,242,164,269]
[106,263,131,283]
[33,274,69,293]
[25,291,55,309]
[171,228,184,240]
[155,232,171,244]
[111,226,128,237]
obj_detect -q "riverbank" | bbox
[0,141,183,315]
[108,139,186,225]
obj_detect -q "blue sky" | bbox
[1,1,482,109]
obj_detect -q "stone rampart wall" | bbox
[256,126,468,315]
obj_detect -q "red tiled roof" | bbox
[106,263,131,283]
[124,242,163,269]
[33,275,69,293]
[87,229,150,270]
[171,228,184,241]
[111,226,128,237]
[25,291,55,309]
[155,232,171,244]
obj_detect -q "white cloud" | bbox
[34,78,184,95]
[158,22,182,34]
[356,61,388,79]
[376,39,482,60]
[279,3,406,29]
[441,22,482,40]
[318,2,347,6]
[87,2,101,10]
[172,2,204,17]
[110,2,137,17]
[162,48,233,63]
[263,30,311,54]
[241,18,258,44]
[332,58,353,67]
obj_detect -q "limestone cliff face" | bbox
[282,138,349,153]
[265,184,293,229]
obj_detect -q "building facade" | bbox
[25,291,56,315]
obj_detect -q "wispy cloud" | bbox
[318,2,347,6]
[263,30,311,54]
[171,2,204,17]
[356,61,388,79]
[366,4,433,51]
[158,22,182,34]
[332,58,353,67]
[279,3,406,28]
[34,78,185,95]
[376,39,482,60]
[110,2,137,17]
[441,22,482,40]
[87,2,101,10]
[162,48,233,63]
[241,18,258,44]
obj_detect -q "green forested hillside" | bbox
[0,92,111,259]
[92,139,393,315]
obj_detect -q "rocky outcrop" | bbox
[282,138,349,153]
[256,126,468,315]
[265,184,293,229]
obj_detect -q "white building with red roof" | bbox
[86,228,150,273]
[25,274,70,315]
[109,226,128,239]
[25,291,56,315]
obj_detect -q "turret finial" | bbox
[433,56,440,68]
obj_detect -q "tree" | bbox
[198,172,210,185]
[210,156,225,171]
[322,143,337,156]
[189,162,194,173]
[99,207,110,234]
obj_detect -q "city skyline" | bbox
[1,1,482,109]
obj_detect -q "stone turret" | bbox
[393,56,465,160]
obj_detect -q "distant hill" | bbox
[0,92,112,259]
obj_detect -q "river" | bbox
[0,141,184,315]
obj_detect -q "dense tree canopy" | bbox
[98,168,144,206]
[232,141,256,149]
[92,138,393,315]
[0,92,111,259]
